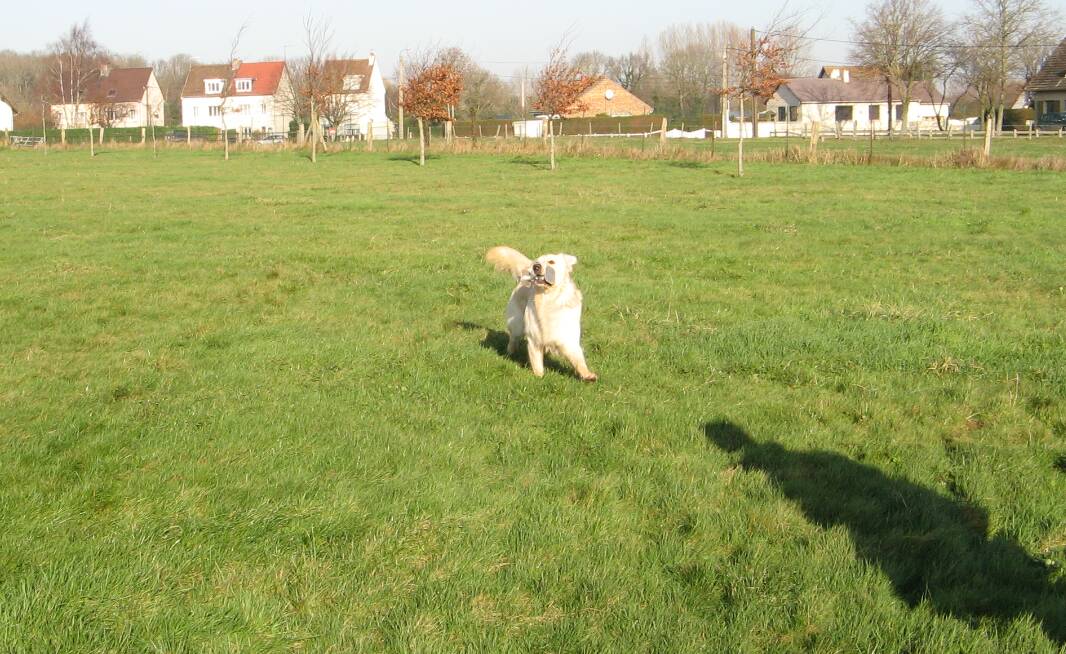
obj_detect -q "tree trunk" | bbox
[738,95,745,177]
[418,117,425,167]
[750,93,758,139]
[549,119,556,171]
[886,77,893,139]
[89,124,95,157]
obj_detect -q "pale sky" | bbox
[6,0,976,78]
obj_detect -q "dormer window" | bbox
[205,79,223,94]
[107,89,117,98]
[235,78,252,93]
[343,74,364,91]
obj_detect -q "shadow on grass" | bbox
[704,420,1066,646]
[1054,455,1066,475]
[666,160,708,169]
[453,321,569,376]
[388,153,441,165]
[506,156,549,170]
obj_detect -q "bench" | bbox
[10,136,45,148]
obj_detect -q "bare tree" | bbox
[852,0,949,135]
[218,25,247,161]
[608,42,655,92]
[534,40,595,170]
[571,50,612,78]
[48,20,107,130]
[959,0,1060,132]
[153,53,196,125]
[657,22,742,123]
[460,63,509,135]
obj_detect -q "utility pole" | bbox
[398,54,405,139]
[750,27,757,139]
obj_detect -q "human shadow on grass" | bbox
[453,321,569,376]
[704,420,1066,646]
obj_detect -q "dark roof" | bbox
[323,59,373,93]
[951,80,1027,115]
[1027,37,1066,92]
[81,67,153,104]
[181,61,286,98]
[778,77,942,104]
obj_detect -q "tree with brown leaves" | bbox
[401,58,462,166]
[534,43,594,171]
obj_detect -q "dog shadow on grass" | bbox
[704,420,1066,646]
[388,154,441,165]
[453,321,570,377]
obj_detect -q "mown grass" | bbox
[0,148,1063,652]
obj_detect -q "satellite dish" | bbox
[604,89,615,100]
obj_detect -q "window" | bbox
[209,105,222,117]
[107,89,117,98]
[193,106,199,117]
[894,104,903,120]
[205,79,223,94]
[235,78,252,93]
[240,104,251,115]
[789,106,798,122]
[261,102,268,114]
[1044,100,1061,114]
[835,105,853,122]
[868,104,880,121]
[343,74,364,91]
[777,106,786,121]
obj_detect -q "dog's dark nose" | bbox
[532,262,543,274]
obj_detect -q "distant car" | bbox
[1038,112,1066,127]
[257,132,286,144]
[165,130,188,142]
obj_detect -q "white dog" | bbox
[485,246,597,382]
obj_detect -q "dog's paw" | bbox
[581,372,598,383]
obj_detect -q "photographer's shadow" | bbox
[704,420,1065,646]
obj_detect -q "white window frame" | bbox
[205,79,223,95]
[235,78,252,93]
[209,105,222,117]
[343,74,364,91]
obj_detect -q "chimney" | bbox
[231,58,242,73]
[368,51,376,67]
[100,64,111,78]
[843,69,850,83]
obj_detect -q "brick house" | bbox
[563,78,652,118]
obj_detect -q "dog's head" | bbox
[528,253,578,290]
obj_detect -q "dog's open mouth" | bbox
[529,266,555,287]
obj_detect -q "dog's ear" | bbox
[565,254,578,267]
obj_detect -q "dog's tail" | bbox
[485,246,531,281]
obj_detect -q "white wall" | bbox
[330,63,393,138]
[0,100,13,131]
[182,93,289,133]
[766,94,948,133]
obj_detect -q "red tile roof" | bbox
[181,61,287,98]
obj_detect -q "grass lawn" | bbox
[1,147,1064,652]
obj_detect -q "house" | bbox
[767,71,946,131]
[563,77,652,118]
[181,60,292,134]
[1026,37,1066,120]
[51,66,165,129]
[0,95,15,131]
[951,81,1028,119]
[320,55,392,139]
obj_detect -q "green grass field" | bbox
[1,147,1064,652]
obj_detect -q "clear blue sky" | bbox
[7,0,975,77]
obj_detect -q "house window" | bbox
[835,105,853,122]
[235,78,252,93]
[789,106,798,122]
[894,104,903,120]
[193,106,199,117]
[261,102,268,114]
[105,107,119,121]
[343,74,364,91]
[205,79,223,94]
[1044,100,1061,114]
[868,104,880,121]
[777,106,786,121]
[209,105,222,117]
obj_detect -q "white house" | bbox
[51,66,165,129]
[320,55,392,139]
[1027,37,1066,121]
[767,66,947,132]
[181,60,292,134]
[0,95,14,131]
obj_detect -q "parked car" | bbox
[257,132,287,144]
[1038,112,1066,127]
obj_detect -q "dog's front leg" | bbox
[559,342,597,382]
[527,341,545,377]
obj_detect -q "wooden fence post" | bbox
[368,120,374,151]
[141,127,146,144]
[660,117,667,147]
[187,127,191,146]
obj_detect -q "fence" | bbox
[764,122,1066,140]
